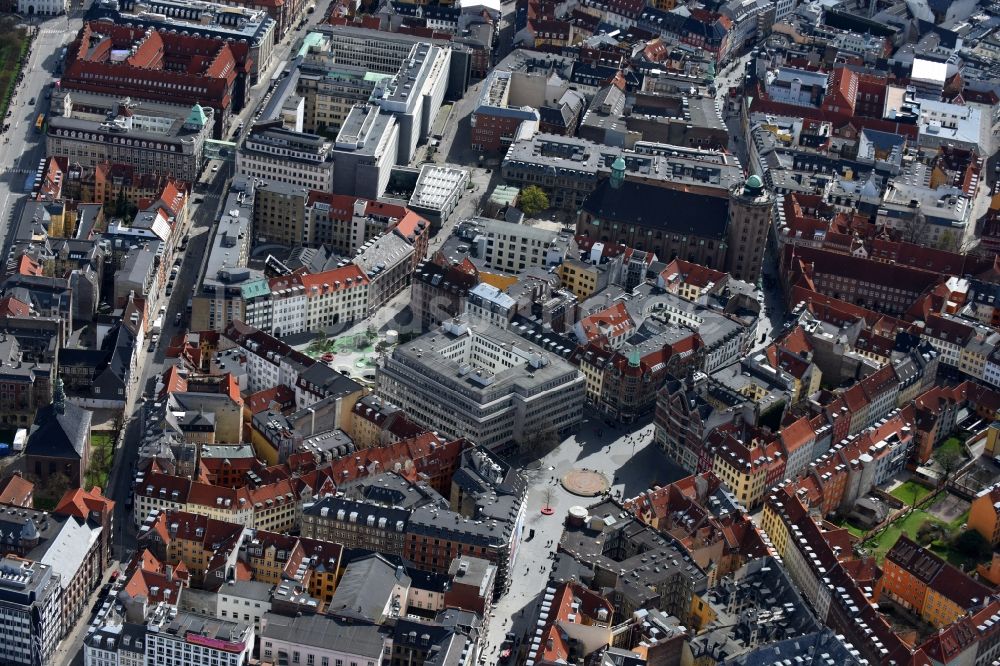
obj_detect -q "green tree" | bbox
[40,470,73,502]
[308,332,329,354]
[939,229,960,253]
[916,519,949,546]
[519,186,549,215]
[518,422,560,457]
[934,446,963,486]
[952,529,991,561]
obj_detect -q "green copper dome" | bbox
[743,174,764,196]
[610,156,626,189]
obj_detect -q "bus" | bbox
[34,113,44,133]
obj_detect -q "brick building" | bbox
[578,159,731,267]
[470,70,540,152]
[783,243,942,316]
[61,21,251,139]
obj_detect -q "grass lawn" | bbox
[0,25,28,122]
[85,432,115,491]
[864,494,982,569]
[834,519,867,539]
[865,509,946,562]
[890,480,934,506]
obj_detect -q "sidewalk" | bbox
[53,562,120,666]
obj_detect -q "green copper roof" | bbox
[185,104,208,128]
[241,279,271,299]
[612,156,626,171]
[746,174,763,189]
[297,32,326,58]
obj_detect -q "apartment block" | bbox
[253,182,309,247]
[300,265,370,332]
[191,180,258,333]
[142,606,255,666]
[882,536,992,628]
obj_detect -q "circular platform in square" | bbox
[561,469,610,497]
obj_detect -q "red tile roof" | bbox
[186,480,252,510]
[840,384,869,413]
[121,548,185,606]
[0,474,33,508]
[300,264,370,294]
[136,471,192,502]
[532,581,614,664]
[54,485,114,518]
[16,256,43,277]
[779,417,816,455]
[860,364,898,400]
[577,302,634,344]
[922,313,974,345]
[0,296,30,317]
[248,479,298,509]
[659,258,728,290]
[246,385,297,415]
[391,211,430,244]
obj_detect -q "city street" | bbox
[481,416,687,659]
[0,14,81,253]
[101,0,357,577]
[716,53,790,346]
[103,169,229,576]
[102,0,338,567]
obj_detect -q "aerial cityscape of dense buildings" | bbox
[0,0,998,662]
